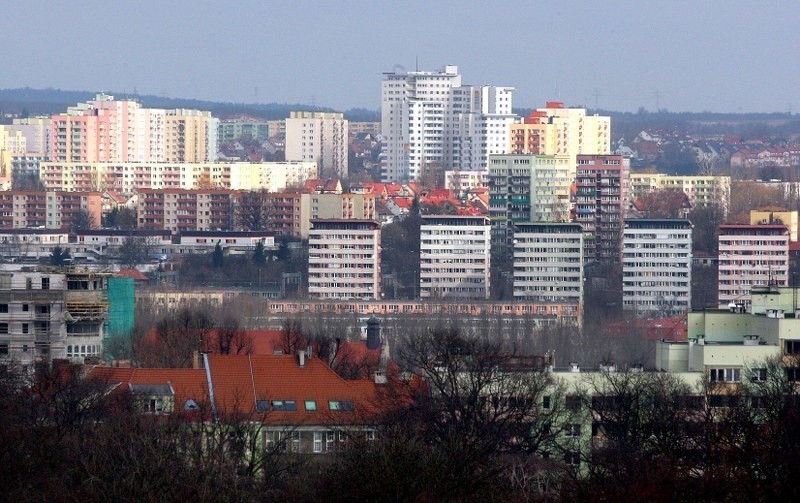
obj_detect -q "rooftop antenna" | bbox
[592,89,601,110]
[415,56,419,72]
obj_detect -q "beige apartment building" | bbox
[285,111,349,179]
[0,190,101,230]
[39,161,317,194]
[307,219,381,300]
[629,173,730,213]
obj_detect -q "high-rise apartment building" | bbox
[380,65,515,182]
[165,109,217,163]
[48,94,217,164]
[308,219,381,300]
[574,154,631,263]
[622,219,692,315]
[285,112,348,179]
[509,102,610,173]
[419,215,491,300]
[448,85,516,173]
[718,224,789,309]
[9,117,51,153]
[513,223,584,310]
[218,116,270,143]
[488,154,572,253]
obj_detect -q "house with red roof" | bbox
[90,351,399,454]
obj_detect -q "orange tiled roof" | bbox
[206,354,382,424]
[90,354,388,425]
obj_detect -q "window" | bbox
[0,304,7,313]
[786,340,800,355]
[271,400,297,411]
[787,367,800,382]
[0,323,7,334]
[751,368,768,382]
[709,368,741,383]
[566,424,581,437]
[313,432,323,453]
[304,400,317,411]
[256,400,270,412]
[565,395,581,411]
[41,277,50,290]
[326,431,336,451]
[22,324,28,334]
[148,398,164,413]
[329,400,354,411]
[564,451,580,467]
[542,395,551,409]
[0,343,7,355]
[22,304,28,312]
[291,431,301,452]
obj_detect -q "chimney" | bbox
[366,316,381,351]
[570,362,580,373]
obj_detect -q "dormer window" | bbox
[271,400,297,411]
[329,400,354,411]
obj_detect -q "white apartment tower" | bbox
[285,111,348,178]
[513,222,584,308]
[449,85,516,172]
[381,65,515,182]
[718,224,790,309]
[308,219,381,300]
[622,219,693,315]
[419,215,491,300]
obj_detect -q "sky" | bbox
[1,1,797,113]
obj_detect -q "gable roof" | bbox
[90,354,386,426]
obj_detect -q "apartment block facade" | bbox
[0,191,101,230]
[380,65,515,182]
[308,219,381,300]
[509,103,611,173]
[47,94,217,164]
[218,117,270,143]
[630,173,731,213]
[138,189,236,232]
[718,224,789,309]
[419,215,491,300]
[488,154,572,253]
[0,270,108,364]
[39,161,317,194]
[622,219,692,315]
[513,223,584,309]
[285,112,349,179]
[574,154,630,263]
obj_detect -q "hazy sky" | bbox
[1,1,797,113]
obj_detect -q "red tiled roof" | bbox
[117,268,149,281]
[205,354,381,424]
[90,354,391,425]
[90,367,209,409]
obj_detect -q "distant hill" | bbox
[2,87,795,133]
[0,87,381,122]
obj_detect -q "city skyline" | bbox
[0,1,797,114]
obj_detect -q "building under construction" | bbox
[0,268,110,365]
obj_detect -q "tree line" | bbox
[4,327,800,501]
